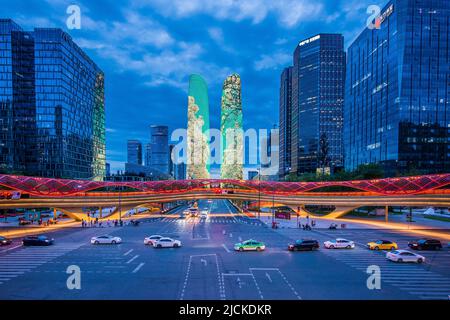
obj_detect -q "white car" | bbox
[144,235,163,245]
[91,235,122,245]
[200,210,208,218]
[153,237,182,248]
[324,238,355,249]
[386,250,425,263]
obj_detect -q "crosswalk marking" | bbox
[0,244,82,286]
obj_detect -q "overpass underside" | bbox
[1,191,449,221]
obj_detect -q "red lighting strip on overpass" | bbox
[0,173,449,197]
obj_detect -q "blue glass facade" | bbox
[345,0,450,174]
[127,139,142,165]
[291,34,345,174]
[0,20,105,180]
[279,66,292,177]
[0,20,37,174]
[149,125,169,174]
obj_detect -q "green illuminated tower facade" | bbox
[220,73,243,179]
[187,74,210,179]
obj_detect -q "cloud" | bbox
[132,0,324,28]
[254,52,291,71]
[74,10,232,90]
[208,27,224,44]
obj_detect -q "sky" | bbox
[2,0,386,173]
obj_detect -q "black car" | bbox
[408,239,442,250]
[288,239,320,251]
[0,236,12,246]
[22,235,54,246]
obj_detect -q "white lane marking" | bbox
[132,263,145,273]
[229,233,233,238]
[123,249,133,256]
[238,237,242,242]
[265,272,272,283]
[222,244,231,253]
[126,255,139,264]
[0,244,22,253]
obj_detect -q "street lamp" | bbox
[257,166,261,220]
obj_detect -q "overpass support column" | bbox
[53,208,57,219]
[385,205,389,223]
[99,207,102,219]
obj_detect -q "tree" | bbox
[317,133,330,177]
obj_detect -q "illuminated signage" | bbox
[299,35,320,46]
[379,4,394,24]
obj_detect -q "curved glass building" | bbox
[186,74,210,179]
[220,73,243,179]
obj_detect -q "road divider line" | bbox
[0,244,22,253]
[222,244,231,253]
[123,249,133,256]
[126,255,139,264]
[132,263,145,273]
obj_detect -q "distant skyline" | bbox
[1,0,387,172]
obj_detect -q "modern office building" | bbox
[144,143,151,167]
[345,0,450,174]
[290,33,345,175]
[279,66,293,178]
[105,162,110,177]
[220,73,243,180]
[186,74,210,179]
[149,125,169,175]
[173,162,186,180]
[127,140,142,165]
[0,19,105,180]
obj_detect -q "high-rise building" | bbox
[220,73,243,179]
[127,140,142,165]
[149,125,169,174]
[290,34,345,175]
[144,143,152,167]
[186,74,210,179]
[0,20,37,175]
[345,0,449,175]
[0,20,105,180]
[279,67,293,178]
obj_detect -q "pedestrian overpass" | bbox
[0,174,449,221]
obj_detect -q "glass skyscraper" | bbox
[345,0,450,174]
[0,19,105,180]
[290,34,345,174]
[127,139,142,165]
[149,125,169,175]
[279,66,292,178]
[220,73,243,180]
[187,74,210,179]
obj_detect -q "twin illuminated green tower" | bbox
[186,74,243,180]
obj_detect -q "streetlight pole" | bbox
[258,166,261,220]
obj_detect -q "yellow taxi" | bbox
[367,240,398,251]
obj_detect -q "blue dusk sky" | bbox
[1,0,387,172]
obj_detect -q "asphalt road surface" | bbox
[0,199,449,300]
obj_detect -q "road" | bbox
[0,199,449,300]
